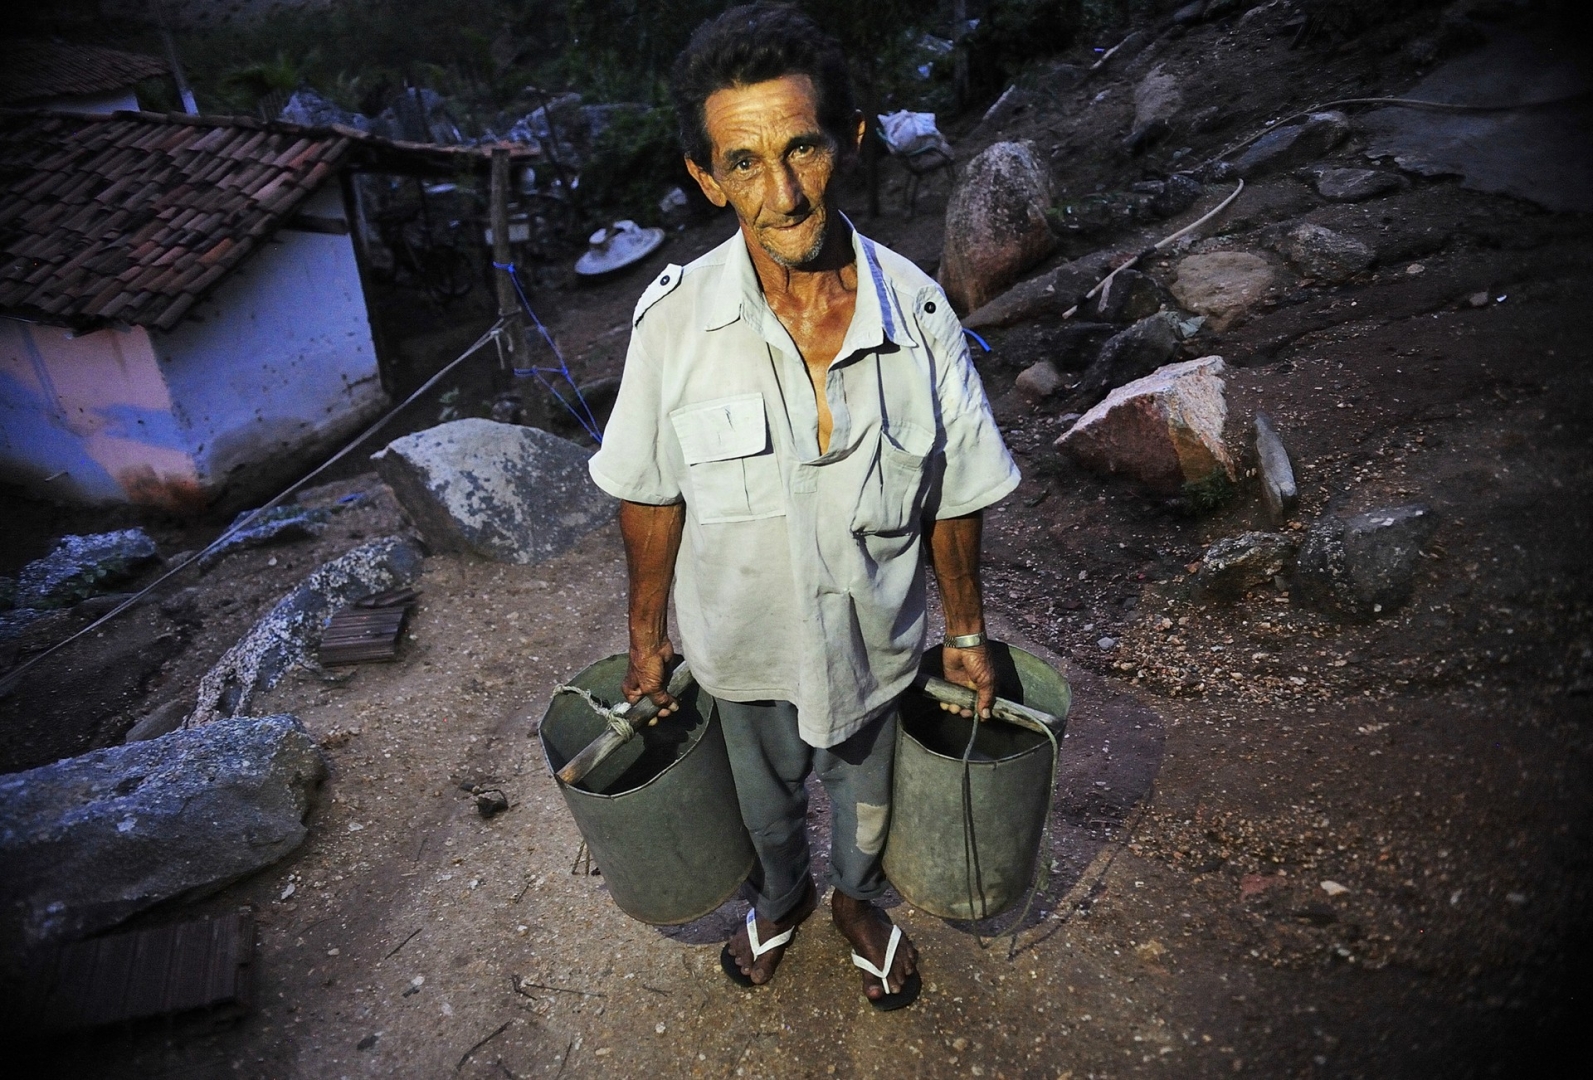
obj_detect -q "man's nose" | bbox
[766,161,806,215]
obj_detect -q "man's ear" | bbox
[684,154,728,208]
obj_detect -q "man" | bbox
[587,2,1018,1011]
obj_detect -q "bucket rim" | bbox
[896,714,1052,766]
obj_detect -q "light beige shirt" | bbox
[589,227,1019,747]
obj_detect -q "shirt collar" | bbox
[700,218,919,353]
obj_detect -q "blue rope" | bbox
[491,261,604,443]
[962,328,991,353]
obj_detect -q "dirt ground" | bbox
[6,3,1592,1077]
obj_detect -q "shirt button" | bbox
[660,274,670,285]
[924,301,937,314]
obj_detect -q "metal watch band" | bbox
[944,631,987,649]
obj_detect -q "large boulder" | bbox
[939,141,1057,313]
[14,530,158,610]
[1272,222,1374,283]
[1230,111,1352,177]
[1295,504,1438,620]
[1056,356,1236,495]
[373,419,612,565]
[0,715,325,952]
[187,536,425,726]
[1075,310,1200,402]
[1169,251,1278,331]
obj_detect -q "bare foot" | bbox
[724,880,817,985]
[831,891,919,1001]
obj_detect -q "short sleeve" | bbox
[587,331,682,505]
[924,303,1020,518]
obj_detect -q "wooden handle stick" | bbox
[555,661,695,786]
[912,674,1065,736]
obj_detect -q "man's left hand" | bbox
[941,644,996,720]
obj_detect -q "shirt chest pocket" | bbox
[851,422,933,536]
[670,393,785,525]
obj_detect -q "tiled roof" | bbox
[0,110,354,331]
[0,40,169,105]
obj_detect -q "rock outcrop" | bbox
[0,715,325,952]
[1075,310,1199,402]
[187,536,426,725]
[1056,356,1236,495]
[373,419,612,566]
[960,253,1115,330]
[1254,411,1299,523]
[1310,167,1401,202]
[939,141,1056,313]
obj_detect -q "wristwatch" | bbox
[944,631,987,649]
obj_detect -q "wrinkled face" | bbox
[686,74,853,269]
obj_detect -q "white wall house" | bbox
[0,187,385,510]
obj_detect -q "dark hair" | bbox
[669,2,855,168]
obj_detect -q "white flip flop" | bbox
[850,922,922,1011]
[720,908,795,988]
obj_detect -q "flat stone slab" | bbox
[1170,251,1278,331]
[373,419,613,566]
[0,715,325,952]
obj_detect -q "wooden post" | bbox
[489,148,543,425]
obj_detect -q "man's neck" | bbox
[741,216,858,310]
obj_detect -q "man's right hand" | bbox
[623,638,679,721]
[618,500,686,724]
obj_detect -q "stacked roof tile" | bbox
[0,40,169,106]
[0,111,353,331]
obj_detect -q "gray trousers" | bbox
[714,698,898,922]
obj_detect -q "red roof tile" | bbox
[0,108,537,331]
[0,111,351,330]
[0,41,169,105]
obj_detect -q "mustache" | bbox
[757,207,817,230]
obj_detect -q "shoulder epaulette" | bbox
[632,263,685,327]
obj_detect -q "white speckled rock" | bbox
[1056,356,1235,495]
[372,419,613,566]
[187,535,425,725]
[0,714,324,952]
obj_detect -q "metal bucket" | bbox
[540,655,755,925]
[883,642,1071,921]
